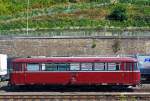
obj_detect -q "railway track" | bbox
[0,92,150,101]
[1,82,150,100]
[0,87,150,101]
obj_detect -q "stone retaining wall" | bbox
[0,38,149,57]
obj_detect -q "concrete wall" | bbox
[0,38,149,57]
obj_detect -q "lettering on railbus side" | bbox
[144,58,150,62]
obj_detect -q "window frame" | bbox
[40,63,70,71]
[125,62,133,71]
[70,63,80,71]
[106,62,121,71]
[26,63,40,71]
[57,63,70,71]
[94,62,105,71]
[44,63,58,71]
[107,63,117,71]
[13,63,24,71]
[116,63,121,71]
[80,63,93,71]
[133,62,138,71]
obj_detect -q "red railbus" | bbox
[10,57,141,87]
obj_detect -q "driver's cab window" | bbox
[13,63,24,71]
[27,63,40,71]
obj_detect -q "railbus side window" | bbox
[57,63,70,71]
[44,63,57,71]
[107,63,120,71]
[27,63,40,71]
[134,62,138,71]
[94,63,105,71]
[41,64,46,71]
[13,63,17,71]
[126,63,133,71]
[81,63,92,71]
[116,63,120,70]
[21,63,26,71]
[13,63,23,71]
[70,63,80,71]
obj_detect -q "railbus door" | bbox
[129,62,133,84]
[21,63,26,85]
[13,63,25,85]
[124,62,133,84]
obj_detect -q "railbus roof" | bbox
[12,57,137,63]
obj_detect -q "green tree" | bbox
[107,5,128,21]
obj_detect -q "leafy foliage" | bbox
[0,0,149,33]
[119,0,150,6]
[107,5,128,21]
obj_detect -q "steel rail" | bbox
[0,92,150,100]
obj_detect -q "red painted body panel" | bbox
[12,57,137,63]
[25,72,71,85]
[10,57,140,86]
[11,72,25,85]
[133,72,141,84]
[10,71,140,86]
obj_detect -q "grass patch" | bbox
[0,1,149,34]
